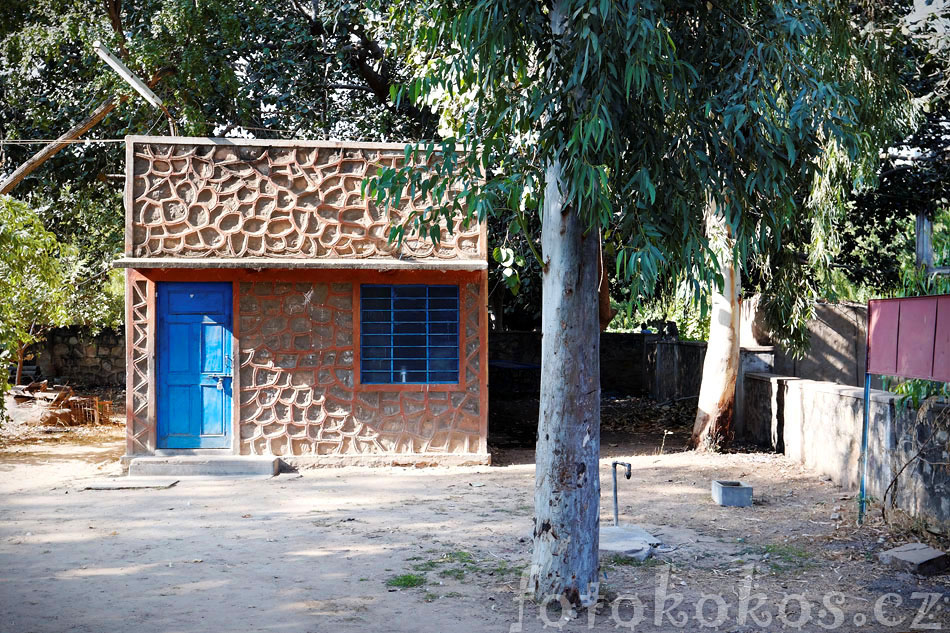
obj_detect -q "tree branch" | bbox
[103,0,129,59]
[0,69,174,195]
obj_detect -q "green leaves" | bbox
[363,0,912,341]
[0,196,75,399]
[492,245,524,295]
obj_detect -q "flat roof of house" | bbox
[113,257,487,271]
[125,135,461,151]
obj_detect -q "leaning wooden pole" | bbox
[0,71,170,195]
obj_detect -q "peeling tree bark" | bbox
[529,158,601,607]
[691,200,741,451]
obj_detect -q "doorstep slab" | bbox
[128,456,279,477]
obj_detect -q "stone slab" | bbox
[600,525,662,561]
[77,478,179,491]
[878,543,949,576]
[128,456,279,477]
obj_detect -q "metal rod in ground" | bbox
[611,461,632,527]
[859,372,871,524]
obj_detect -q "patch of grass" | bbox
[412,560,442,572]
[445,591,463,598]
[444,550,476,564]
[439,567,466,581]
[386,573,425,588]
[740,544,814,574]
[763,544,811,563]
[603,553,662,568]
[423,592,440,602]
[489,559,526,577]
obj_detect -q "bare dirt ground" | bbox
[1,395,949,632]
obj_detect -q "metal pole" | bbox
[612,464,619,527]
[611,461,631,527]
[859,372,871,524]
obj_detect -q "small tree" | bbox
[0,196,71,393]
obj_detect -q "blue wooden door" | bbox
[157,282,233,449]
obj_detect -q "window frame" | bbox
[354,282,462,389]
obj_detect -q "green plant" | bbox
[411,560,442,572]
[385,573,425,588]
[602,553,661,568]
[438,568,466,580]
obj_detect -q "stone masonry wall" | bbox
[238,280,483,457]
[128,141,483,261]
[32,326,125,387]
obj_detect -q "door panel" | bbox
[158,282,233,449]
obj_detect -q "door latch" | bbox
[208,373,230,391]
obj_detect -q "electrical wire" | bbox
[0,138,126,144]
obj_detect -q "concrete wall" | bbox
[743,300,874,388]
[486,300,875,403]
[32,326,125,387]
[647,340,706,402]
[488,332,770,407]
[743,372,950,527]
[488,332,661,397]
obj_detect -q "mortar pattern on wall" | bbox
[238,280,482,456]
[130,143,482,261]
[127,278,152,455]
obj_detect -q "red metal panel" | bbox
[867,299,899,375]
[896,297,937,380]
[934,296,950,383]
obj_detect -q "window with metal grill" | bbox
[359,284,460,384]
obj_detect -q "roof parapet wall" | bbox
[122,136,485,266]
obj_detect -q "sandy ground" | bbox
[1,400,949,632]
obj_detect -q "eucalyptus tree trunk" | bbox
[530,158,602,607]
[691,200,741,451]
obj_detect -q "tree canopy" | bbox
[360,0,910,601]
[0,1,436,276]
[369,0,890,321]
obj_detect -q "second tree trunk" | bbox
[691,202,741,451]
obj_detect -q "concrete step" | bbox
[128,456,279,477]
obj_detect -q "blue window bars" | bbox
[359,284,460,384]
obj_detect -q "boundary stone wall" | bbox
[744,372,950,527]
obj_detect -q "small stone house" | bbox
[115,136,488,467]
